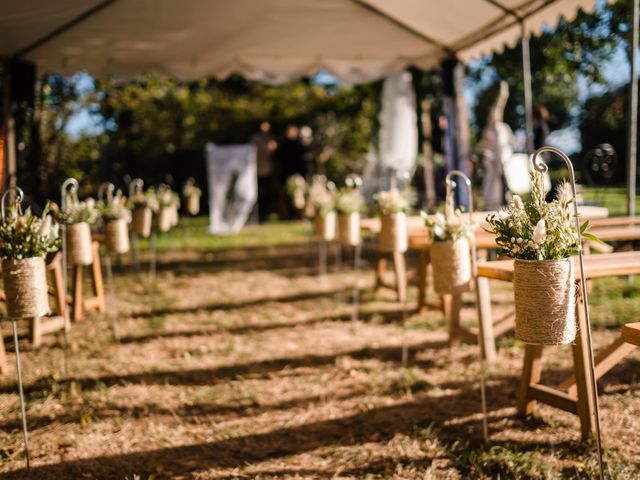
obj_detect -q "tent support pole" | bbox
[628,0,639,216]
[2,63,17,192]
[521,22,534,153]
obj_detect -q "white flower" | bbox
[498,210,509,219]
[435,212,445,223]
[433,225,444,239]
[513,195,524,209]
[533,219,546,245]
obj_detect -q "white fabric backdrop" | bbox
[205,143,257,235]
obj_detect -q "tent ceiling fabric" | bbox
[1,0,602,83]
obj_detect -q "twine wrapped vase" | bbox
[513,258,576,345]
[2,257,50,318]
[378,212,408,253]
[187,194,200,215]
[431,238,472,294]
[314,211,336,241]
[105,219,130,254]
[132,207,152,238]
[338,212,361,247]
[157,207,173,232]
[171,205,179,226]
[68,222,93,266]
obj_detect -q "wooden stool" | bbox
[374,251,407,302]
[0,252,70,375]
[72,240,106,321]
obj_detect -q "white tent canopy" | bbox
[0,0,602,83]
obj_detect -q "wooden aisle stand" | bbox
[98,182,120,340]
[128,178,144,272]
[444,170,489,443]
[519,148,603,478]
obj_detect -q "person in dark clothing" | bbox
[251,121,277,222]
[275,124,307,219]
[533,105,550,151]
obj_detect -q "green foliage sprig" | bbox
[0,204,61,260]
[98,190,131,222]
[485,171,596,260]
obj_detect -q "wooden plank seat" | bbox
[477,251,640,440]
[0,252,69,375]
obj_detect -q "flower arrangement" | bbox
[182,182,202,199]
[335,187,364,215]
[0,205,60,260]
[58,194,98,225]
[485,170,597,260]
[98,190,131,222]
[286,174,306,197]
[422,207,475,242]
[307,176,336,216]
[374,188,410,216]
[127,189,159,212]
[156,188,180,209]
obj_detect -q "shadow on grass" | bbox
[0,338,448,395]
[2,385,513,479]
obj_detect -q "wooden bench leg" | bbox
[476,276,497,362]
[30,317,43,347]
[374,254,387,296]
[392,251,407,303]
[0,323,6,375]
[417,248,430,314]
[443,293,463,347]
[73,264,84,321]
[517,344,544,416]
[90,243,106,313]
[573,299,596,441]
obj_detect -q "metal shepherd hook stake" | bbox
[1,187,31,470]
[345,174,363,325]
[444,170,489,444]
[61,178,79,380]
[99,182,121,340]
[531,146,605,480]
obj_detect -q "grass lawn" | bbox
[0,223,638,479]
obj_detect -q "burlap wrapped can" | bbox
[378,212,408,253]
[513,258,576,345]
[2,257,50,319]
[132,207,152,238]
[157,207,173,232]
[338,212,361,247]
[105,219,130,254]
[68,222,93,266]
[187,194,200,215]
[431,238,471,294]
[171,205,179,226]
[314,211,336,241]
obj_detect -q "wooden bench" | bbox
[477,251,640,440]
[0,252,69,375]
[72,240,106,321]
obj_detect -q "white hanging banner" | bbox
[205,143,257,235]
[378,70,418,174]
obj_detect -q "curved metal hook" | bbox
[445,170,473,214]
[1,187,25,219]
[98,182,115,202]
[61,178,79,211]
[129,178,144,198]
[345,174,362,189]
